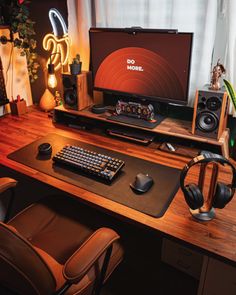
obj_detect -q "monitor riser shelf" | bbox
[53,105,229,158]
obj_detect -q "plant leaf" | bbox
[223,79,236,111]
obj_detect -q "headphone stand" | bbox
[190,162,218,221]
[190,207,215,221]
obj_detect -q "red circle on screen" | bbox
[94,47,185,100]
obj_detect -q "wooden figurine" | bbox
[209,59,226,91]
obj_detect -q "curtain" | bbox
[67,0,223,106]
[67,0,93,71]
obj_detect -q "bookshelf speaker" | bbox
[192,89,229,140]
[62,72,93,111]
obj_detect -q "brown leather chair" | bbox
[0,177,123,295]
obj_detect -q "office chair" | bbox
[0,177,123,295]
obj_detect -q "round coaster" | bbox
[91,104,107,114]
[38,142,52,155]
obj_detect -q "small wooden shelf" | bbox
[53,105,230,158]
[0,25,10,29]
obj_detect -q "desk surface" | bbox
[1,107,236,265]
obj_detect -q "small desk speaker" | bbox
[62,72,93,111]
[192,89,229,140]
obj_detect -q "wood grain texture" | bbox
[76,72,93,110]
[218,92,229,140]
[191,90,229,141]
[1,106,236,265]
[54,105,229,148]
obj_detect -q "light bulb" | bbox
[48,73,57,89]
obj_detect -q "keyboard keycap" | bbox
[53,145,125,183]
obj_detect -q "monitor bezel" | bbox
[89,27,193,106]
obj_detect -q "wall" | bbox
[0,1,68,113]
[29,1,68,104]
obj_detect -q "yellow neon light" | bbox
[43,33,71,71]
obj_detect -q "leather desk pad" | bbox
[8,133,181,217]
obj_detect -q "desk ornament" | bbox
[115,100,155,121]
[180,151,236,221]
[10,95,27,116]
[69,54,82,75]
[209,59,226,91]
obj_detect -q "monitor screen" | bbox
[89,28,193,105]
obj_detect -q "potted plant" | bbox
[0,0,39,83]
[70,54,82,75]
[223,79,236,160]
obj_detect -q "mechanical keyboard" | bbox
[53,145,125,182]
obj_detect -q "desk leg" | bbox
[197,256,209,295]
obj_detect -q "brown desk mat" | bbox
[7,133,181,217]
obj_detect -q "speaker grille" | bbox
[206,96,221,111]
[64,89,77,107]
[63,76,76,88]
[193,89,228,139]
[62,74,78,110]
[196,111,218,132]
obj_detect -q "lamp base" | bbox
[189,207,215,221]
[39,88,55,112]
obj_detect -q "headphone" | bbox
[180,153,236,210]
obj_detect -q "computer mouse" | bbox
[130,173,154,194]
[38,142,52,155]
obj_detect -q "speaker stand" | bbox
[189,207,215,221]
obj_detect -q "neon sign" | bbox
[43,8,70,71]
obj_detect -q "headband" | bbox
[180,152,236,191]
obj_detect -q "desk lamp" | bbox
[39,52,62,112]
[47,63,57,89]
[47,52,61,89]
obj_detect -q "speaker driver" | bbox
[196,111,218,132]
[64,89,77,107]
[206,96,221,111]
[63,76,74,89]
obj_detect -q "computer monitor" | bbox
[89,27,193,105]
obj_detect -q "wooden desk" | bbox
[0,106,236,267]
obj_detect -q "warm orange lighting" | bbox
[43,8,70,73]
[48,73,57,89]
[47,60,58,89]
[43,33,70,71]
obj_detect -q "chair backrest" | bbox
[0,222,56,295]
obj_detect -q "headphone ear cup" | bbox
[212,182,232,209]
[184,184,204,210]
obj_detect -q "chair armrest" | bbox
[0,178,17,194]
[63,227,120,284]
